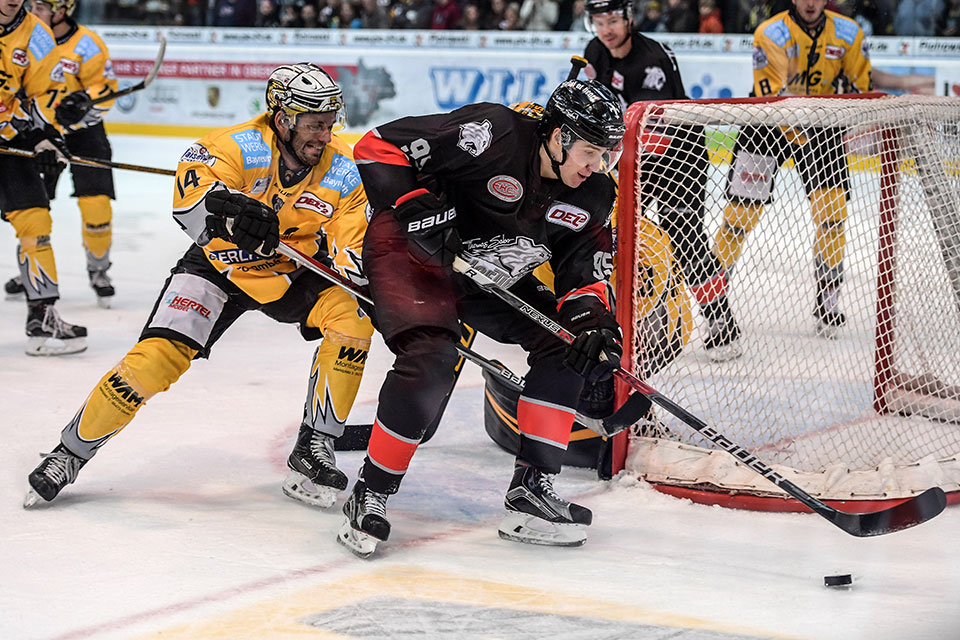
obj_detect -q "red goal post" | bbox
[612,93,960,512]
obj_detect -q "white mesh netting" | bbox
[617,94,960,505]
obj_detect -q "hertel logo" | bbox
[546,203,589,231]
[487,175,522,202]
[294,192,334,217]
[11,49,28,66]
[164,291,212,319]
[407,207,456,232]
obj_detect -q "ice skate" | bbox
[498,464,592,547]
[337,478,390,558]
[282,424,347,508]
[88,269,115,309]
[25,302,88,356]
[24,444,88,507]
[814,288,846,340]
[5,275,25,300]
[702,297,742,362]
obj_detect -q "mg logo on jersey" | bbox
[457,119,493,157]
[546,202,589,231]
[825,45,846,59]
[293,192,334,218]
[60,58,80,75]
[487,175,523,202]
[11,49,28,66]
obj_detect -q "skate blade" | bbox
[281,470,338,509]
[497,511,586,547]
[96,296,113,309]
[705,341,743,363]
[25,336,87,356]
[23,488,44,509]
[815,322,841,340]
[337,519,379,558]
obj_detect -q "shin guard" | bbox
[7,207,58,301]
[60,338,197,459]
[78,195,113,272]
[302,330,371,438]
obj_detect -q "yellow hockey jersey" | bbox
[50,20,117,131]
[752,10,872,97]
[172,114,368,304]
[0,8,62,143]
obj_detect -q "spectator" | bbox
[501,0,522,28]
[664,0,698,31]
[432,0,462,28]
[638,0,666,31]
[211,0,257,25]
[942,0,960,36]
[742,0,775,33]
[484,0,508,28]
[361,0,392,27]
[255,0,280,25]
[519,0,559,30]
[853,0,894,35]
[279,3,300,25]
[699,0,722,32]
[390,0,432,27]
[300,2,320,27]
[893,0,944,35]
[320,0,343,26]
[569,0,588,30]
[459,2,484,28]
[341,0,363,26]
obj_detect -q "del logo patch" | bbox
[546,202,589,231]
[60,58,80,75]
[11,49,28,66]
[487,175,522,202]
[294,192,334,217]
[825,45,846,59]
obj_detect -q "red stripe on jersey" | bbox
[517,398,575,448]
[354,131,412,167]
[557,281,612,313]
[367,420,419,474]
[690,270,727,305]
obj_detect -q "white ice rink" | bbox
[2,135,959,640]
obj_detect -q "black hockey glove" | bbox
[393,189,460,267]
[564,327,622,384]
[12,125,69,197]
[55,91,94,128]
[204,190,280,257]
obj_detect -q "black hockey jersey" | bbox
[583,31,686,108]
[354,102,616,300]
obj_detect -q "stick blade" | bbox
[827,487,947,537]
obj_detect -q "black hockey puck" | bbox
[824,574,853,588]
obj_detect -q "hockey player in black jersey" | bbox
[344,79,625,557]
[584,0,742,361]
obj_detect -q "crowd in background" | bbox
[81,0,960,36]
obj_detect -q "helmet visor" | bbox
[561,129,623,174]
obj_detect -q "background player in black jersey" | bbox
[583,0,741,361]
[343,79,625,557]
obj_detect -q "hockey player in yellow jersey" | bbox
[713,0,871,343]
[24,64,374,510]
[1,0,88,356]
[4,0,120,307]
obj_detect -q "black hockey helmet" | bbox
[540,79,625,172]
[584,0,632,19]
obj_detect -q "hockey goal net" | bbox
[613,93,960,510]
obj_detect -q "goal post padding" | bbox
[613,93,960,511]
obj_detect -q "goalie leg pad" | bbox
[8,207,59,301]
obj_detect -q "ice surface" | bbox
[1,136,959,640]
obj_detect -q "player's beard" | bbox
[282,130,324,168]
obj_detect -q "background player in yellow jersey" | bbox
[5,0,119,306]
[0,0,87,355]
[714,0,871,341]
[24,64,374,510]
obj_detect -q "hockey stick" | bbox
[0,145,175,176]
[275,241,649,438]
[90,35,167,106]
[567,55,588,81]
[452,255,948,537]
[273,241,527,390]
